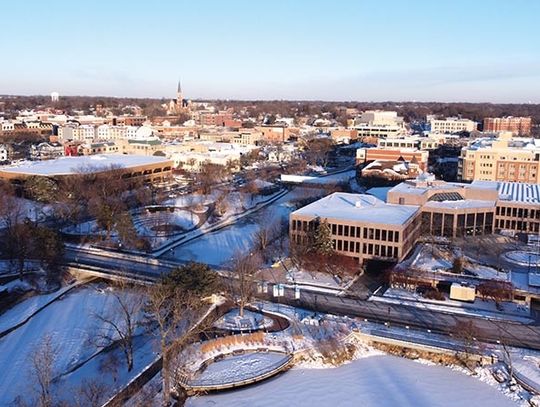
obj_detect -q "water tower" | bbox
[50,91,60,102]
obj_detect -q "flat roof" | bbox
[389,180,470,196]
[292,192,420,226]
[0,154,171,176]
[471,180,540,205]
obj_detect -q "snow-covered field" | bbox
[191,351,289,386]
[187,355,517,407]
[0,283,157,405]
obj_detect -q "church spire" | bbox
[177,79,182,94]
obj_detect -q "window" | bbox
[394,232,399,242]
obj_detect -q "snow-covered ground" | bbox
[0,282,80,335]
[190,351,289,387]
[0,282,156,405]
[374,287,532,323]
[405,243,508,281]
[214,309,274,331]
[187,354,517,407]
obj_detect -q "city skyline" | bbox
[2,0,540,103]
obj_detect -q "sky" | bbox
[1,0,540,102]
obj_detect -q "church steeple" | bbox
[176,79,183,106]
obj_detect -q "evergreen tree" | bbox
[312,219,334,255]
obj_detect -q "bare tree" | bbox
[453,320,484,368]
[93,282,145,372]
[29,334,58,407]
[146,281,214,406]
[73,378,109,407]
[229,251,262,317]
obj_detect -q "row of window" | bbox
[496,219,540,232]
[333,239,399,258]
[291,219,401,243]
[496,206,540,219]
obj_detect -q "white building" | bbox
[353,110,406,139]
[430,117,477,134]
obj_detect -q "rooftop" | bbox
[292,192,419,226]
[0,154,171,176]
[471,181,540,205]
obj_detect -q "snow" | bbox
[471,181,540,205]
[406,243,509,281]
[504,251,540,267]
[187,355,517,407]
[172,221,259,265]
[167,187,299,265]
[0,282,80,335]
[0,283,155,405]
[214,309,274,331]
[366,186,392,202]
[1,154,171,176]
[375,288,531,323]
[190,351,289,387]
[292,192,420,225]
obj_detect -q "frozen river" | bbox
[164,187,322,266]
[187,355,516,407]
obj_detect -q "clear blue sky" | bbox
[1,0,539,102]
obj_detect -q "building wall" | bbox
[289,212,421,264]
[430,118,476,134]
[483,117,532,135]
[458,143,540,183]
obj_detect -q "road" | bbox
[63,245,540,351]
[261,284,540,350]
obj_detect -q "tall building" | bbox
[458,132,540,184]
[483,116,532,135]
[352,110,406,139]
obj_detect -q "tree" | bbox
[93,282,144,372]
[451,256,463,274]
[477,280,513,307]
[146,280,215,406]
[24,176,58,203]
[29,334,58,407]
[31,225,64,282]
[312,219,334,255]
[163,262,220,298]
[229,251,262,318]
[453,320,483,368]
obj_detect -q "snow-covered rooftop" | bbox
[389,179,469,196]
[292,192,419,225]
[471,180,540,205]
[1,154,171,176]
